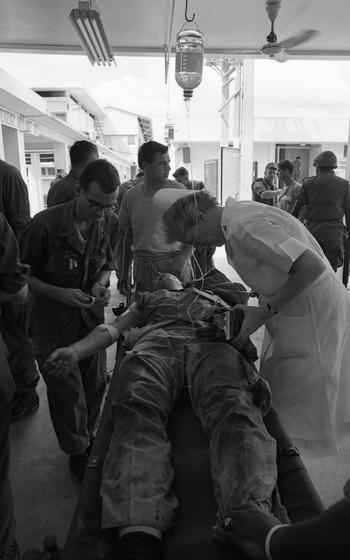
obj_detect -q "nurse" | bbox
[162,191,350,456]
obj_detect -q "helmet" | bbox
[313,151,337,169]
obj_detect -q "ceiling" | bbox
[0,0,350,61]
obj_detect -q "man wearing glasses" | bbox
[19,159,119,481]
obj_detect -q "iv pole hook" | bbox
[185,0,195,22]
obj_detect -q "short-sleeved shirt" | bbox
[118,180,186,255]
[20,199,118,337]
[221,197,326,296]
[277,180,302,214]
[0,159,30,239]
[47,170,80,207]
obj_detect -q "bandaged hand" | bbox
[44,347,78,378]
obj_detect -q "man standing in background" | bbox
[47,140,98,207]
[0,158,39,421]
[172,166,205,190]
[293,155,302,182]
[276,159,302,214]
[293,150,350,271]
[251,162,283,206]
[117,141,192,293]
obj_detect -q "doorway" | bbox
[276,144,311,182]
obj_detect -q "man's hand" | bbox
[91,282,111,306]
[60,288,95,308]
[44,347,79,378]
[213,505,282,560]
[231,305,270,347]
[117,277,130,296]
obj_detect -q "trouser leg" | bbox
[0,302,39,394]
[38,350,105,456]
[186,342,278,518]
[38,355,90,455]
[0,335,16,555]
[318,240,342,272]
[80,350,106,437]
[34,316,106,455]
[101,350,181,532]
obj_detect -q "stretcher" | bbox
[65,341,324,560]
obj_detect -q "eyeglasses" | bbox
[84,192,115,210]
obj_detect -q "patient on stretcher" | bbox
[46,274,288,559]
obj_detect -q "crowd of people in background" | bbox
[1,139,350,560]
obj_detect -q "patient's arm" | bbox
[44,307,141,378]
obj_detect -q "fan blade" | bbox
[279,29,319,50]
[273,52,288,63]
[227,49,262,55]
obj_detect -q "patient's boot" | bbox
[118,532,162,560]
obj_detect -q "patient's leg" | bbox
[186,342,278,521]
[101,349,182,534]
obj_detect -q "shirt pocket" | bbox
[44,250,81,287]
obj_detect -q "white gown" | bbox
[222,197,350,456]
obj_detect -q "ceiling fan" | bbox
[238,0,319,62]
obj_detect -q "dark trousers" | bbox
[34,316,106,456]
[0,302,39,394]
[0,334,16,555]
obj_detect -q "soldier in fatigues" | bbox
[0,213,28,560]
[293,151,350,271]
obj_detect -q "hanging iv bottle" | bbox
[175,28,204,102]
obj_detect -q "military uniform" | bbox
[0,159,39,414]
[20,199,118,455]
[293,170,350,270]
[47,169,80,207]
[0,213,27,556]
[251,177,276,206]
[101,288,276,533]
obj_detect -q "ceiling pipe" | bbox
[164,0,176,84]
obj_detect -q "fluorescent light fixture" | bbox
[70,1,116,66]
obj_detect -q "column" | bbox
[52,142,70,173]
[2,125,26,177]
[240,59,255,201]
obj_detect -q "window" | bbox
[127,135,136,145]
[39,153,55,163]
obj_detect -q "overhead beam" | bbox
[2,43,350,60]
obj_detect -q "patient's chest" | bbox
[141,289,220,326]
